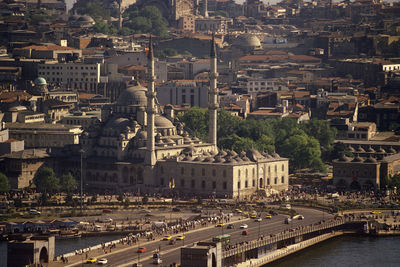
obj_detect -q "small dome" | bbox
[365,156,378,163]
[34,77,47,86]
[389,146,397,154]
[338,155,351,162]
[352,156,364,163]
[234,156,243,162]
[367,146,375,153]
[155,115,174,128]
[203,157,214,162]
[214,156,225,163]
[218,150,228,157]
[225,158,237,163]
[272,152,280,158]
[165,138,175,144]
[242,156,250,162]
[246,149,262,161]
[377,146,386,153]
[116,83,147,106]
[357,146,365,152]
[193,156,203,162]
[136,130,147,139]
[234,34,261,48]
[348,146,355,152]
[78,15,94,23]
[182,155,193,161]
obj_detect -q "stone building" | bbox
[78,36,289,198]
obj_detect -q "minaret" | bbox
[208,33,218,148]
[118,0,123,30]
[145,37,156,166]
[203,0,209,18]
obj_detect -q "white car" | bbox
[240,224,248,229]
[100,218,113,223]
[29,209,41,216]
[255,218,262,222]
[97,258,108,265]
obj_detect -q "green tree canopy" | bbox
[34,167,59,194]
[178,106,208,141]
[60,173,78,193]
[0,173,10,193]
[124,5,168,37]
[301,119,337,158]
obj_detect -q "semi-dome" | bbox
[352,156,364,163]
[246,149,262,161]
[365,156,378,163]
[116,84,147,106]
[34,77,47,86]
[233,34,261,48]
[78,15,94,23]
[105,117,131,129]
[155,115,174,128]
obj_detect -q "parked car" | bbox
[242,230,249,235]
[29,209,41,216]
[163,235,172,240]
[255,218,262,222]
[227,224,235,229]
[240,224,248,229]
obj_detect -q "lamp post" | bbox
[79,149,84,215]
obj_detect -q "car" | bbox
[102,209,112,213]
[216,223,225,227]
[86,257,97,263]
[227,224,235,229]
[153,258,163,264]
[100,218,113,223]
[137,247,146,253]
[106,225,115,231]
[97,258,108,265]
[284,218,292,224]
[250,214,257,219]
[163,235,172,240]
[255,218,262,222]
[139,209,151,213]
[265,215,272,219]
[29,209,41,216]
[176,235,185,240]
[240,224,248,229]
[370,211,382,215]
[242,230,249,235]
[243,211,249,215]
[172,207,181,212]
[234,209,242,213]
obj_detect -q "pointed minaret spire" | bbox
[208,33,218,149]
[145,35,156,166]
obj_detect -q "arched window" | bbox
[274,177,277,184]
[282,164,284,171]
[245,180,248,188]
[245,169,248,178]
[212,169,216,176]
[281,176,285,184]
[252,168,255,178]
[237,181,241,189]
[202,180,206,189]
[238,170,241,178]
[252,179,255,187]
[202,168,205,176]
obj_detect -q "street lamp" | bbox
[79,149,85,215]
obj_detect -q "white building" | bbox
[246,78,289,96]
[156,80,209,107]
[37,61,100,92]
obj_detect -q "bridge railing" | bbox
[223,218,358,258]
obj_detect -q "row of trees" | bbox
[33,167,78,194]
[178,108,338,172]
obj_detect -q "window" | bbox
[268,166,271,173]
[282,164,284,171]
[275,165,277,172]
[202,180,206,189]
[274,177,277,184]
[212,181,216,189]
[267,178,270,185]
[238,170,241,178]
[213,169,216,176]
[223,182,227,189]
[253,168,255,178]
[202,168,205,176]
[191,180,195,188]
[252,179,255,187]
[181,179,185,187]
[281,176,284,183]
[245,169,248,178]
[237,181,241,189]
[245,180,248,188]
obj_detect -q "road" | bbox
[81,207,332,267]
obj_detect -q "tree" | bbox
[301,119,337,159]
[33,167,60,194]
[177,106,208,141]
[60,173,78,193]
[331,142,353,160]
[124,5,168,37]
[219,134,256,153]
[0,173,10,193]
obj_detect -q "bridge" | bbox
[181,218,366,267]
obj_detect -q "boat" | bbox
[56,229,82,240]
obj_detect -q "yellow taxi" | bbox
[243,211,249,215]
[250,213,257,219]
[216,223,225,227]
[265,214,272,219]
[176,234,185,240]
[163,235,172,240]
[86,257,97,263]
[234,209,243,213]
[370,211,382,215]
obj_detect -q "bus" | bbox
[212,234,231,245]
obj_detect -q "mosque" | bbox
[81,37,289,199]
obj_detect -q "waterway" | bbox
[269,235,400,267]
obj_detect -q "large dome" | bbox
[117,84,147,106]
[233,34,261,48]
[105,117,131,129]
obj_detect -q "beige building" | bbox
[6,122,82,148]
